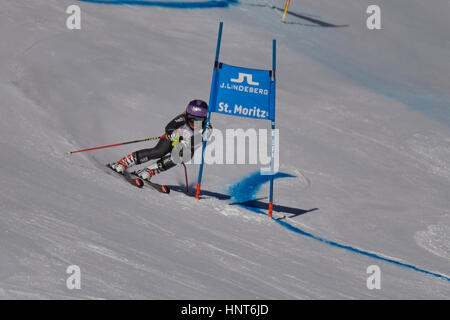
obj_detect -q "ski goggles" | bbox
[187,115,206,123]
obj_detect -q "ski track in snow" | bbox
[414,225,450,261]
[1,0,450,299]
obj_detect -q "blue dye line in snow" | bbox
[229,171,450,283]
[228,171,295,205]
[77,0,238,9]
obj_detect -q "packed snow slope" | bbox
[0,0,449,298]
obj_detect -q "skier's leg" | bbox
[111,138,171,173]
[137,154,176,180]
[137,146,194,181]
[134,138,172,164]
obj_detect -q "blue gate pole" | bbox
[196,22,223,199]
[269,39,276,217]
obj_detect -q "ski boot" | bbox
[111,152,137,173]
[136,165,161,181]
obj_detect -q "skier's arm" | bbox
[165,114,186,138]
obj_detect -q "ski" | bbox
[130,171,170,194]
[106,164,144,188]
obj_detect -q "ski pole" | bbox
[66,135,166,155]
[182,162,188,194]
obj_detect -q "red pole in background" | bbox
[182,163,189,194]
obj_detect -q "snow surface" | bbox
[0,0,449,299]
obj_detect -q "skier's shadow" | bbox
[168,185,318,218]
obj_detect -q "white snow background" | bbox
[0,0,449,299]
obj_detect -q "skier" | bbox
[110,99,211,181]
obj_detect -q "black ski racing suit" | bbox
[134,113,208,172]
